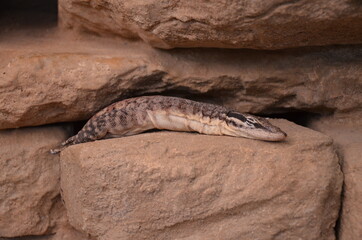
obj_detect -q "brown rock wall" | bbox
[1,3,360,237]
[0,125,70,237]
[59,0,362,49]
[1,41,361,130]
[309,117,362,240]
[60,120,342,240]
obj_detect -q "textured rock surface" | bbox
[0,125,70,237]
[310,117,362,240]
[1,36,361,130]
[60,119,342,240]
[50,222,92,240]
[59,0,362,49]
[49,199,93,240]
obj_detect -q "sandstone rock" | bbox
[309,117,362,240]
[59,0,362,49]
[1,37,361,130]
[0,224,90,240]
[0,125,70,237]
[49,198,93,240]
[50,222,92,240]
[60,119,342,240]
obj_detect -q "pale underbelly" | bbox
[107,110,223,137]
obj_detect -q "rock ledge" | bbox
[60,119,342,240]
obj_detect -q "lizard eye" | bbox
[246,117,257,123]
[227,112,266,129]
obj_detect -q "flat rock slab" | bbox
[60,119,342,240]
[59,0,362,49]
[310,117,362,240]
[1,37,361,129]
[0,125,69,237]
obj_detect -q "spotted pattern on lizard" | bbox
[51,96,287,154]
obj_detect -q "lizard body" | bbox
[51,96,287,154]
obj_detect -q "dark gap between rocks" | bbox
[0,0,58,33]
[334,185,344,239]
[72,120,88,136]
[260,111,324,127]
[0,235,52,240]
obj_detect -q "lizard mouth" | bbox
[259,130,287,141]
[242,127,287,142]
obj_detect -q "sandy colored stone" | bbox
[309,117,362,240]
[48,198,93,240]
[59,0,362,49]
[50,222,93,240]
[60,119,342,240]
[1,35,361,130]
[0,223,91,240]
[0,125,70,237]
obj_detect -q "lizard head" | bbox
[224,111,287,141]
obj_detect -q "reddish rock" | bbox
[0,125,70,237]
[310,116,362,240]
[60,119,342,240]
[1,39,361,130]
[59,0,362,49]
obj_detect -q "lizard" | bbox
[50,95,287,154]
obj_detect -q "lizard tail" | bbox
[50,120,108,154]
[50,135,78,154]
